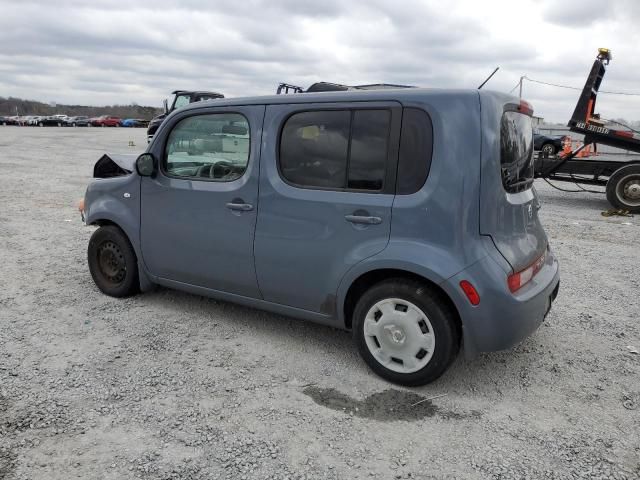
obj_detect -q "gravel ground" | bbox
[0,127,639,480]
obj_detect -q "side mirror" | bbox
[163,99,169,115]
[136,153,156,177]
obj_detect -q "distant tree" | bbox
[0,96,161,119]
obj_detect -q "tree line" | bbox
[0,96,162,120]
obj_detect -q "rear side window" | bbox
[279,109,391,191]
[397,108,433,195]
[500,112,534,193]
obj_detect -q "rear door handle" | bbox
[226,202,253,212]
[345,215,382,225]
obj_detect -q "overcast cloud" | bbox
[1,0,639,122]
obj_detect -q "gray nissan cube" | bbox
[81,88,560,386]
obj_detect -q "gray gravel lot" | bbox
[0,127,639,479]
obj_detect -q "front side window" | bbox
[501,111,534,193]
[164,113,250,182]
[279,109,390,191]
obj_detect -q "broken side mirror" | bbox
[136,153,156,177]
[163,98,169,115]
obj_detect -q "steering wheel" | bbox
[195,164,212,177]
[211,161,235,180]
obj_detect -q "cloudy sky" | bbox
[1,0,639,123]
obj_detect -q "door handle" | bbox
[226,202,253,212]
[345,215,382,225]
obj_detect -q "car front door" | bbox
[254,102,401,315]
[140,105,265,298]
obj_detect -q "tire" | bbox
[72,123,76,127]
[352,279,460,386]
[38,122,44,127]
[87,225,139,297]
[541,143,556,156]
[606,164,640,213]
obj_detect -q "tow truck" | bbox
[146,90,224,142]
[534,48,640,212]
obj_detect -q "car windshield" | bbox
[173,95,191,109]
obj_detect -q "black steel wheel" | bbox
[88,225,139,297]
[606,164,640,213]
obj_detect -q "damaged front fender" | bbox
[93,153,139,178]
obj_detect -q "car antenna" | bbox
[477,66,500,89]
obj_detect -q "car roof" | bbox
[179,87,484,112]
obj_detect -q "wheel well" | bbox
[91,219,118,228]
[343,269,462,336]
[90,220,136,255]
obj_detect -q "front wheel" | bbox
[606,164,640,213]
[88,226,139,297]
[352,279,460,386]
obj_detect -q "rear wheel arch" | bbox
[343,269,462,337]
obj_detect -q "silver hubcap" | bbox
[363,298,435,374]
[617,174,640,206]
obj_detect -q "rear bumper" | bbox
[444,249,560,356]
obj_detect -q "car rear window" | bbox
[501,112,534,193]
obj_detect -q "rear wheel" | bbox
[88,226,139,297]
[606,164,640,213]
[352,279,459,386]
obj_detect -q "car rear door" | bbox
[254,102,401,314]
[140,105,265,298]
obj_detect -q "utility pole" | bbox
[519,76,524,99]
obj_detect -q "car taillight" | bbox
[517,100,534,116]
[507,251,546,293]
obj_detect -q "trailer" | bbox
[534,48,640,212]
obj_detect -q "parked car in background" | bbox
[533,131,569,155]
[37,116,67,127]
[0,116,18,125]
[121,118,149,128]
[90,115,122,127]
[82,88,559,386]
[66,116,90,127]
[147,90,224,142]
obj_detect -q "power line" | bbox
[523,76,640,96]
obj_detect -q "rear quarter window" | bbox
[396,108,433,195]
[501,112,534,193]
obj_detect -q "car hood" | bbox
[93,153,139,178]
